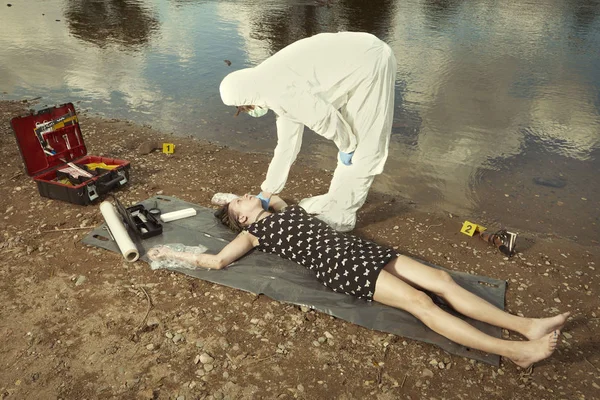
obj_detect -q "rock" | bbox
[533,177,566,188]
[318,336,326,343]
[166,332,173,339]
[172,333,183,343]
[563,332,572,339]
[196,340,204,348]
[176,396,185,400]
[75,275,87,286]
[324,331,334,340]
[300,306,310,312]
[200,353,214,364]
[146,344,155,350]
[422,368,434,378]
[136,141,161,155]
[146,317,160,328]
[194,355,202,364]
[204,363,214,372]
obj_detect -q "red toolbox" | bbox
[11,103,131,205]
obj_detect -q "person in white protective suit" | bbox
[219,31,397,232]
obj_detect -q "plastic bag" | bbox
[149,243,209,271]
[211,192,239,206]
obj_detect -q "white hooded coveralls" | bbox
[220,32,397,232]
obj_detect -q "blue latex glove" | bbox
[256,192,270,210]
[339,151,354,166]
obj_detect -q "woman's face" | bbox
[228,194,262,225]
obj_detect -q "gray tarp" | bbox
[83,196,506,366]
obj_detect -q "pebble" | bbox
[194,355,202,364]
[563,332,572,339]
[172,333,183,343]
[200,353,214,364]
[166,332,173,339]
[297,384,305,392]
[75,275,87,286]
[146,344,155,350]
[146,317,160,328]
[318,336,326,344]
[196,340,204,348]
[312,341,320,347]
[176,396,185,400]
[204,363,214,372]
[422,368,434,378]
[324,331,334,340]
[300,306,310,312]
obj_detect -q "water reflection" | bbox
[0,0,598,243]
[65,0,159,48]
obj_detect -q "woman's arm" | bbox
[268,194,288,212]
[149,231,259,270]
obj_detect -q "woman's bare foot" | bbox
[524,312,570,340]
[510,330,561,369]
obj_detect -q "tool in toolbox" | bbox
[10,102,131,205]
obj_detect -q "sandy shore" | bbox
[1,100,598,399]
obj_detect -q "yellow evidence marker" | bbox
[460,220,486,236]
[162,143,175,154]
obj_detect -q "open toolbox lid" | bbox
[11,102,88,177]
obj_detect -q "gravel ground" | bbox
[0,100,598,400]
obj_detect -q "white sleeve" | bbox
[281,85,357,153]
[260,116,304,194]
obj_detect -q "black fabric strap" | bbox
[254,209,267,223]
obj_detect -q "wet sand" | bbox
[0,100,598,399]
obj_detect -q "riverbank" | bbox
[1,100,598,400]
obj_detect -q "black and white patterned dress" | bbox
[246,205,400,300]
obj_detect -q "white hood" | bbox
[219,68,270,108]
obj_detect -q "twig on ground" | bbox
[584,357,598,371]
[240,354,276,368]
[400,373,407,388]
[10,171,23,180]
[43,226,95,233]
[137,286,153,330]
[425,223,443,232]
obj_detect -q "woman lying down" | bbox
[147,193,569,369]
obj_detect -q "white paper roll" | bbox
[160,208,197,222]
[99,201,139,262]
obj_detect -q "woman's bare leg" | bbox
[373,269,560,368]
[383,256,569,340]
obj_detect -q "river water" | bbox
[1,0,599,244]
